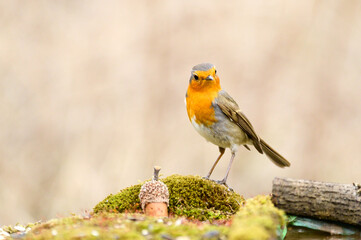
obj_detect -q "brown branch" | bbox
[271,177,361,226]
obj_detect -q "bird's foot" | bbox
[215,179,227,185]
[202,176,211,180]
[203,177,233,191]
[215,179,233,192]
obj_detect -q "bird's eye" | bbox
[193,75,199,80]
[215,69,217,74]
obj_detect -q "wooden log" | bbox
[271,177,361,226]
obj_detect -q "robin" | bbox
[185,63,290,186]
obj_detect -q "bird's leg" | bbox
[216,152,235,186]
[204,147,225,180]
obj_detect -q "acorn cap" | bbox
[139,166,169,210]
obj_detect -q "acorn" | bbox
[139,166,169,217]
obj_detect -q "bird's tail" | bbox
[260,139,290,167]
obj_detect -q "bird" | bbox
[185,63,290,186]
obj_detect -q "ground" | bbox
[1,175,287,240]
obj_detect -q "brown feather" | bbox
[260,139,291,167]
[243,145,251,151]
[216,91,263,153]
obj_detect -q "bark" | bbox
[272,177,361,226]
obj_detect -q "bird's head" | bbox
[189,63,221,91]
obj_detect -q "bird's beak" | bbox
[205,75,214,80]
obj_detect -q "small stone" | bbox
[174,218,182,226]
[0,228,10,236]
[10,232,26,239]
[202,230,220,239]
[114,224,124,229]
[91,230,99,237]
[13,226,26,232]
[148,224,154,231]
[51,229,58,236]
[141,229,149,236]
[175,237,190,240]
[161,233,174,240]
[0,228,10,240]
[128,216,139,221]
[76,233,86,238]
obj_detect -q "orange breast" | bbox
[186,87,220,127]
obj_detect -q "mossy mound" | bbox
[229,195,287,240]
[94,175,244,221]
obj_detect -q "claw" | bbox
[215,179,233,191]
[215,179,227,185]
[203,177,233,191]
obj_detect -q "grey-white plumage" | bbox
[189,90,251,153]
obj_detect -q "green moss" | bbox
[229,195,287,240]
[94,175,244,221]
[22,213,229,240]
[94,183,142,214]
[3,194,287,239]
[4,176,287,239]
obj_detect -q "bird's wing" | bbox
[216,90,263,153]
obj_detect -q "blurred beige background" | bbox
[1,0,361,225]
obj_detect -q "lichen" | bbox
[229,195,287,240]
[19,213,229,240]
[94,175,244,221]
[3,194,287,240]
